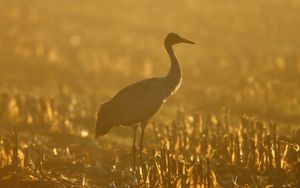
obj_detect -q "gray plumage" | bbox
[95,33,194,166]
[96,78,165,134]
[95,33,195,142]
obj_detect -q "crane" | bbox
[95,33,195,167]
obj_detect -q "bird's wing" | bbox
[108,77,166,125]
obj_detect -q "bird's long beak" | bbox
[181,37,196,44]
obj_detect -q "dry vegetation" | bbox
[0,0,300,187]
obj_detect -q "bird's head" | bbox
[165,33,195,46]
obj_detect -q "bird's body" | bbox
[96,76,180,133]
[98,78,166,127]
[95,33,194,166]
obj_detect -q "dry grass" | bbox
[0,0,300,187]
[0,93,299,187]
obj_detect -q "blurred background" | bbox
[1,0,300,123]
[1,0,300,187]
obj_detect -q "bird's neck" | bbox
[165,43,182,89]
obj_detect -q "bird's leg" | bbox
[132,125,138,170]
[139,121,148,164]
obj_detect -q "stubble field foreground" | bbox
[0,97,299,187]
[1,0,300,187]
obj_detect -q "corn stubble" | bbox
[134,112,299,187]
[0,93,299,187]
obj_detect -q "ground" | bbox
[0,0,300,187]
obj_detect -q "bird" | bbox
[95,33,195,167]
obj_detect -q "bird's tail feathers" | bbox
[95,102,115,137]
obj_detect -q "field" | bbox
[0,0,300,187]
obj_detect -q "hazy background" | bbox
[1,0,300,187]
[1,0,300,122]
